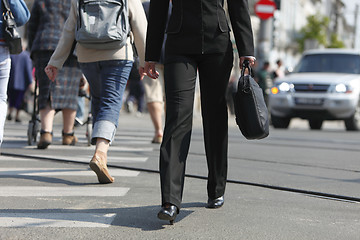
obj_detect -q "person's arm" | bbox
[144,0,169,62]
[227,0,255,67]
[129,0,148,68]
[9,0,30,26]
[144,0,169,79]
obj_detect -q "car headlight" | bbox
[332,83,352,93]
[271,82,294,94]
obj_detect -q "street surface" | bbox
[1,112,359,239]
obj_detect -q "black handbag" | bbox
[2,0,22,54]
[233,60,269,140]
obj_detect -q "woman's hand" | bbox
[239,56,256,68]
[44,65,58,82]
[139,66,146,80]
[144,61,159,79]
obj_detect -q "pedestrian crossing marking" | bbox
[0,213,116,227]
[0,168,139,177]
[0,156,37,161]
[6,154,149,163]
[0,187,129,197]
[21,145,154,152]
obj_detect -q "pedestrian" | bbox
[0,0,30,147]
[7,49,33,123]
[141,0,172,144]
[27,0,83,149]
[75,74,88,127]
[125,55,145,116]
[272,59,285,80]
[45,0,147,184]
[144,0,256,223]
[257,61,272,106]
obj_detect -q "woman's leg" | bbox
[62,108,76,133]
[81,60,132,183]
[159,55,198,209]
[198,47,234,201]
[37,104,55,149]
[39,104,55,133]
[0,47,11,146]
[34,51,55,149]
[62,108,78,145]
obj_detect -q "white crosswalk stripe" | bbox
[0,213,116,228]
[15,154,148,163]
[0,132,150,228]
[23,145,153,152]
[0,119,158,230]
[0,187,129,197]
[0,168,139,177]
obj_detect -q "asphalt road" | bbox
[1,112,359,239]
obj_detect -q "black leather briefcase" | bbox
[233,61,269,140]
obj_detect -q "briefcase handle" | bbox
[241,60,254,77]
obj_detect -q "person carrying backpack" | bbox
[45,0,147,184]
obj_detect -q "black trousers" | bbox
[160,46,234,209]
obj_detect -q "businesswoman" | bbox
[144,0,255,224]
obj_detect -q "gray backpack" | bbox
[75,0,130,49]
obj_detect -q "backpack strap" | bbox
[78,0,83,28]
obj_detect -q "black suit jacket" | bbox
[145,0,254,62]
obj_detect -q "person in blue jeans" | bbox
[45,0,147,184]
[0,0,30,147]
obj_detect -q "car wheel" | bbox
[308,119,323,130]
[344,101,360,131]
[271,115,290,129]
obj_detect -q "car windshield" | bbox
[294,53,360,74]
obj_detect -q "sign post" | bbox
[254,0,277,71]
[254,0,277,20]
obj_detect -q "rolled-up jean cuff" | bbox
[91,120,116,145]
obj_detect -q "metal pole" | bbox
[256,18,273,68]
[354,4,359,49]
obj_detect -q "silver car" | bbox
[269,49,360,130]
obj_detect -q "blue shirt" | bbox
[0,0,30,41]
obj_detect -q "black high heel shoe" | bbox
[207,196,224,209]
[157,203,178,225]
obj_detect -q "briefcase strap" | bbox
[241,60,254,77]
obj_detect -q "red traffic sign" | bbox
[255,0,277,20]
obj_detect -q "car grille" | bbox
[294,84,330,93]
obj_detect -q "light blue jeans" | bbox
[0,46,11,146]
[80,60,133,145]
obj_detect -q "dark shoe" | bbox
[37,130,53,149]
[207,196,224,209]
[157,203,178,225]
[62,131,78,145]
[6,114,12,121]
[15,118,21,123]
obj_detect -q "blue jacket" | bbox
[8,50,33,91]
[0,0,30,41]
